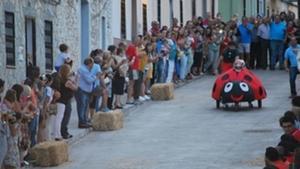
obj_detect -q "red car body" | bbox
[212,68,267,105]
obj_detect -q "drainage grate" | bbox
[243,129,273,133]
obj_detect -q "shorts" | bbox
[145,64,153,79]
[239,43,250,53]
[129,69,139,80]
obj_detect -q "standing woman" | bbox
[166,31,177,83]
[177,27,187,81]
[192,29,204,76]
[1,90,21,169]
[112,48,128,108]
[52,64,77,140]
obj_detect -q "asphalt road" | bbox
[42,70,293,169]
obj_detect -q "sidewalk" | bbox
[64,75,204,145]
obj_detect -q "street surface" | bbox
[41,70,292,169]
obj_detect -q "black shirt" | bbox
[223,48,238,63]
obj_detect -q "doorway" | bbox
[25,17,36,77]
[81,0,90,63]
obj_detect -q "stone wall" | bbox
[0,0,112,88]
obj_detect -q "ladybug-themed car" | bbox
[212,59,267,109]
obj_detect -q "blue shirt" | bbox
[284,45,300,67]
[168,39,177,60]
[238,23,253,43]
[270,22,286,41]
[156,39,163,54]
[54,52,69,67]
[78,65,97,93]
[90,63,102,87]
[257,24,270,40]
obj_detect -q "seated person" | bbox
[284,110,300,129]
[280,115,300,142]
[264,147,289,169]
[219,41,239,73]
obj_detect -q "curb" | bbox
[67,75,204,145]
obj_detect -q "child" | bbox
[38,74,54,142]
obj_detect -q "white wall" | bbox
[112,0,121,39]
[195,0,202,17]
[183,0,190,23]
[161,0,170,27]
[126,0,132,40]
[173,0,180,22]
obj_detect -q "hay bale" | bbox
[30,141,68,167]
[92,109,123,131]
[150,83,174,100]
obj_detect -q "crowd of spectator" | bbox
[263,97,300,169]
[1,9,300,168]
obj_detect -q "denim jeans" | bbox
[289,67,299,95]
[95,96,101,112]
[180,55,188,80]
[29,114,38,147]
[156,57,168,83]
[186,49,194,75]
[270,40,284,69]
[61,99,72,137]
[204,49,219,73]
[175,58,181,77]
[75,88,91,125]
[166,60,175,83]
[0,123,8,166]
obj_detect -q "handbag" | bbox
[91,85,103,97]
[47,103,57,116]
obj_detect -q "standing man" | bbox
[126,35,143,104]
[284,37,300,98]
[238,17,253,68]
[270,15,286,70]
[75,57,97,128]
[257,17,270,70]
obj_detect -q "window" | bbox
[101,17,106,49]
[157,0,161,24]
[212,0,215,19]
[45,21,53,70]
[143,4,147,35]
[5,11,15,66]
[180,0,183,26]
[121,0,126,39]
[192,0,196,17]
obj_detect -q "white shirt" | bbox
[54,52,70,67]
[257,24,270,40]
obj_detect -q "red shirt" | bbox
[126,44,140,70]
[292,129,300,142]
[273,160,289,169]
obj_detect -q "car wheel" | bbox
[216,100,220,109]
[258,100,262,108]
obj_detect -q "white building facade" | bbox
[111,0,215,43]
[0,0,223,86]
[0,0,112,87]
